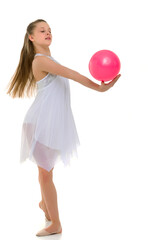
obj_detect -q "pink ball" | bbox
[89,50,121,82]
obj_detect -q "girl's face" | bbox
[29,22,52,48]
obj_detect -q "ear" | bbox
[28,34,34,42]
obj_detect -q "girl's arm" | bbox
[33,56,120,92]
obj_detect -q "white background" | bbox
[0,0,160,239]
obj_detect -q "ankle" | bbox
[51,220,61,226]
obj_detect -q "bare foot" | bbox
[45,222,62,234]
[39,201,51,221]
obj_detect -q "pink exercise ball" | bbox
[89,50,121,82]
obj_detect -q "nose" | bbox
[47,30,51,35]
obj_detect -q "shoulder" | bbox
[33,55,60,71]
[32,55,51,68]
[32,56,53,80]
[32,55,55,74]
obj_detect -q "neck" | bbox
[35,46,51,56]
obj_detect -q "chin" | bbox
[44,42,52,47]
[47,41,52,46]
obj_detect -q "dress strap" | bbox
[34,53,58,64]
[34,53,52,58]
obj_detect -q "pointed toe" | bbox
[36,228,62,237]
[36,229,51,237]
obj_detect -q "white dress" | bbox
[20,53,80,172]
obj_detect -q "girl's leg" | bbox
[39,188,51,221]
[38,166,62,233]
[38,171,51,221]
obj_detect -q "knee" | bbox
[38,168,53,184]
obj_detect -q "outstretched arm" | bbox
[33,56,121,92]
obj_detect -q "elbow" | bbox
[70,71,82,82]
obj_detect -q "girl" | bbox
[6,19,121,237]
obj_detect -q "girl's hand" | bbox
[99,74,121,92]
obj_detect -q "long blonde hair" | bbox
[6,19,46,98]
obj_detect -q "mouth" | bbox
[45,37,51,40]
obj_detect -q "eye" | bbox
[41,30,45,33]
